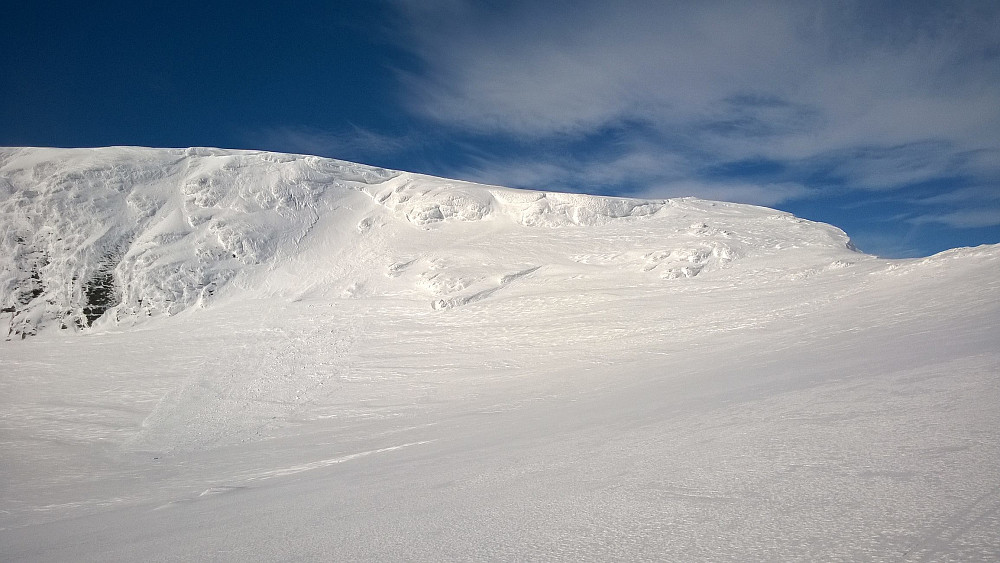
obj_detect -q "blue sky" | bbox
[3,1,998,257]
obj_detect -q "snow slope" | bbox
[1,147,998,561]
[0,146,855,339]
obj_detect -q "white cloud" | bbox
[394,2,997,136]
[909,208,1000,229]
[387,0,1000,194]
[441,142,693,194]
[445,149,809,206]
[392,1,815,136]
[818,142,962,190]
[637,181,812,207]
[915,185,1000,205]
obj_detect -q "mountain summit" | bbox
[2,146,859,339]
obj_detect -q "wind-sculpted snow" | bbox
[370,175,666,228]
[0,147,396,338]
[494,189,665,227]
[2,146,857,339]
[372,176,495,226]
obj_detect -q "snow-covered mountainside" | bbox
[2,147,998,561]
[1,146,855,339]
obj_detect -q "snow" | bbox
[1,147,998,560]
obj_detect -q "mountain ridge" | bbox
[1,146,877,339]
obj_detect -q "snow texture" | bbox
[1,147,998,561]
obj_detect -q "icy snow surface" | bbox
[1,147,998,561]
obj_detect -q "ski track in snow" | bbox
[1,147,998,561]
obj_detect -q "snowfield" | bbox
[1,147,998,561]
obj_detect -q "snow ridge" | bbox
[1,146,862,339]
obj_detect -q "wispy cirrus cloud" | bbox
[390,1,999,149]
[387,1,999,183]
[914,185,1000,206]
[638,181,813,208]
[449,144,691,194]
[442,145,808,207]
[907,184,1000,229]
[805,142,968,191]
[909,208,1000,229]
